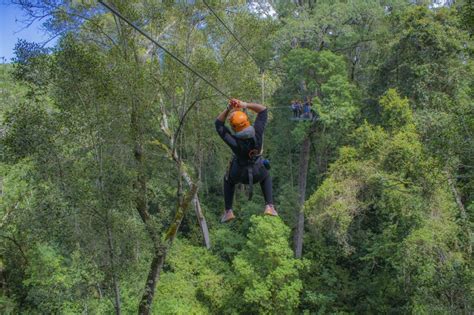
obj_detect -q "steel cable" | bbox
[98,0,231,99]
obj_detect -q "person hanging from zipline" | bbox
[216,98,278,223]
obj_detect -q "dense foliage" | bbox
[1,1,472,314]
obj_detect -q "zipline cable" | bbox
[202,1,273,155]
[202,0,262,70]
[203,0,283,74]
[202,0,267,115]
[98,0,231,100]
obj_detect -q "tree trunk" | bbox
[193,195,211,249]
[446,171,471,254]
[447,174,467,220]
[106,226,122,315]
[137,173,197,314]
[137,246,167,315]
[116,18,170,315]
[294,134,311,258]
[132,96,204,313]
[131,95,162,313]
[162,106,211,249]
[182,169,211,249]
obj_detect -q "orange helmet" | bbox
[229,110,250,132]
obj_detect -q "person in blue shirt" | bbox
[291,100,299,117]
[303,100,310,118]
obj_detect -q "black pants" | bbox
[224,158,273,210]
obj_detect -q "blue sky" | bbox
[0,1,57,62]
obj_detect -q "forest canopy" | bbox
[0,0,472,314]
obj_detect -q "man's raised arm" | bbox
[230,99,266,113]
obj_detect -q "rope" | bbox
[98,0,231,100]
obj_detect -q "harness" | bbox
[228,135,262,200]
[244,156,262,201]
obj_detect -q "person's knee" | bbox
[224,174,237,186]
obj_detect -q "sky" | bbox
[0,1,56,63]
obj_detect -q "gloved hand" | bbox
[228,98,247,110]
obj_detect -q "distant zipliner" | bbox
[289,96,318,121]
